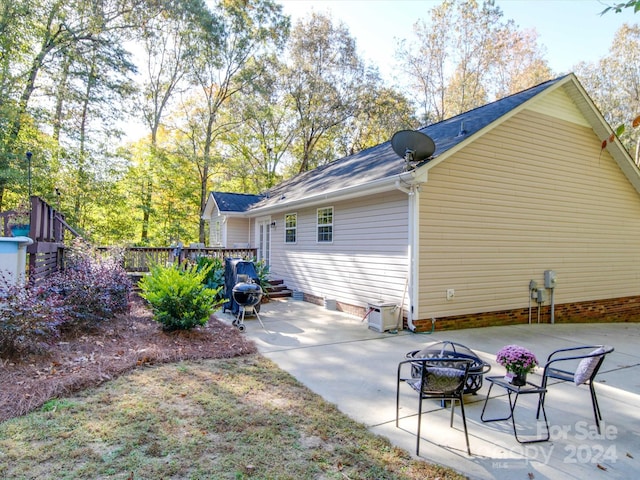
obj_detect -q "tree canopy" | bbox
[0,0,636,246]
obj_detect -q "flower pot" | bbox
[505,371,527,386]
[10,224,30,237]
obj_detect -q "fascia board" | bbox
[201,193,217,219]
[247,171,424,216]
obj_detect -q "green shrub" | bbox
[195,256,225,301]
[252,258,271,296]
[139,262,222,331]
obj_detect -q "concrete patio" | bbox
[216,299,640,480]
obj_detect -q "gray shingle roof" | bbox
[211,192,264,213]
[213,75,568,212]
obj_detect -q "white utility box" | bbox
[367,302,398,332]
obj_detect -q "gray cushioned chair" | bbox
[536,345,614,434]
[396,357,473,455]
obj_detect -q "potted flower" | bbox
[496,344,538,386]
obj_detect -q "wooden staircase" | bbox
[265,279,292,299]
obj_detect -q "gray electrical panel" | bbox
[537,288,547,303]
[544,270,557,289]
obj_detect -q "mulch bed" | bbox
[0,295,257,422]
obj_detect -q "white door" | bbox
[256,218,271,266]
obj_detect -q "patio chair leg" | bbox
[450,398,455,427]
[416,396,423,456]
[589,383,602,434]
[536,379,547,420]
[395,376,401,428]
[458,395,471,456]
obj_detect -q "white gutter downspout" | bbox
[396,180,420,332]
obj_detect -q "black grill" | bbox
[232,282,263,308]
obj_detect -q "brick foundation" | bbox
[413,296,640,332]
[302,293,640,332]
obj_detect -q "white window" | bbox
[317,207,333,243]
[211,219,222,246]
[285,213,297,243]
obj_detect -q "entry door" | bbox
[256,218,271,266]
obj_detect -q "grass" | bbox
[0,354,466,480]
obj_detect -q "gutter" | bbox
[247,170,420,216]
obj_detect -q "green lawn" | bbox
[0,355,466,480]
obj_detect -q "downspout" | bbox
[396,180,419,332]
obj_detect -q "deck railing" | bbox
[0,196,78,283]
[98,246,258,273]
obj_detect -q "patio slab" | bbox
[215,299,640,480]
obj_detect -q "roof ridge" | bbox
[420,74,571,132]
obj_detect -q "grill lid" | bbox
[232,282,263,307]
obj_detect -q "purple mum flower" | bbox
[496,344,538,375]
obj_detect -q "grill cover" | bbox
[224,258,260,314]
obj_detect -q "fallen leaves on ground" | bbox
[0,295,256,422]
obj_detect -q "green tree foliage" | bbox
[183,0,289,243]
[283,13,366,173]
[135,0,211,244]
[601,1,640,14]
[337,81,419,156]
[3,0,633,248]
[218,55,297,191]
[0,0,140,209]
[396,0,552,124]
[574,24,640,156]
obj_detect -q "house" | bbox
[203,74,640,331]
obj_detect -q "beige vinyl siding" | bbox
[225,217,252,248]
[416,107,640,319]
[527,87,591,128]
[269,191,409,307]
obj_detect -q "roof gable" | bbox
[211,192,264,214]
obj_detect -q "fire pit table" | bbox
[406,341,491,394]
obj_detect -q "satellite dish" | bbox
[391,130,436,167]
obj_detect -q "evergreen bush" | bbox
[252,258,271,297]
[139,262,222,331]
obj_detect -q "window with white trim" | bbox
[317,207,333,243]
[285,213,297,243]
[211,219,222,245]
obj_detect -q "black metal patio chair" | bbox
[396,357,473,456]
[536,345,614,434]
